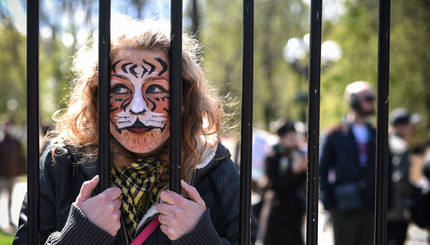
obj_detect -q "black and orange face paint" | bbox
[109,49,170,154]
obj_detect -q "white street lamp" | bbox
[282,35,342,122]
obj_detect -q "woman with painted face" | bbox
[14,17,256,245]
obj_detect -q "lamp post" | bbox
[282,34,341,122]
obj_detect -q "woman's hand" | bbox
[75,175,122,236]
[157,180,206,240]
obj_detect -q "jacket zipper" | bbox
[190,169,198,186]
[120,216,130,244]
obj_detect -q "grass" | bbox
[0,230,14,245]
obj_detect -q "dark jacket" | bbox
[14,141,256,245]
[387,133,419,221]
[409,157,430,229]
[319,122,377,213]
[0,134,26,178]
[259,144,306,245]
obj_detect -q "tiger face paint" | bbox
[110,49,170,154]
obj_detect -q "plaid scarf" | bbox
[110,158,169,240]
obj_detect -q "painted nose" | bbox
[129,89,148,115]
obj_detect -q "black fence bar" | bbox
[306,0,323,244]
[239,0,254,244]
[374,0,391,243]
[27,1,40,244]
[169,0,183,193]
[98,0,111,191]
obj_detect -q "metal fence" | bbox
[26,0,390,244]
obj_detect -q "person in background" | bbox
[0,120,26,230]
[14,17,256,245]
[387,108,421,245]
[409,133,430,243]
[319,81,378,245]
[294,121,308,156]
[258,120,307,245]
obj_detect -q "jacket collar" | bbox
[190,142,231,185]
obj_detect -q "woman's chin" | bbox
[111,127,170,156]
[130,143,166,157]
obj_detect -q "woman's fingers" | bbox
[75,179,122,237]
[100,187,122,201]
[159,190,183,205]
[180,180,205,207]
[76,175,99,204]
[157,181,206,240]
[159,181,205,207]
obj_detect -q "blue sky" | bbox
[0,0,26,33]
[0,0,176,46]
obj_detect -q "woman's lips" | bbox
[124,118,153,133]
[126,127,152,134]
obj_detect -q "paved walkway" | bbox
[0,180,26,234]
[317,208,430,245]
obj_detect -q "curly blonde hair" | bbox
[52,17,223,180]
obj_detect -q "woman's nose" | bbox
[129,90,148,115]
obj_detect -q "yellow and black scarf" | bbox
[110,158,169,240]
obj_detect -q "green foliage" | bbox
[200,0,430,146]
[0,231,14,245]
[320,0,380,128]
[321,0,430,145]
[0,20,26,125]
[1,0,429,144]
[201,0,310,130]
[39,32,75,124]
[199,0,244,132]
[389,0,430,142]
[0,20,75,129]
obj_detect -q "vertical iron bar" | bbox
[27,1,40,244]
[169,0,183,193]
[306,0,322,244]
[239,0,254,244]
[374,0,390,243]
[98,0,111,191]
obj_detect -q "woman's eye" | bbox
[147,85,165,94]
[111,86,131,95]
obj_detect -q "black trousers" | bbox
[387,221,409,245]
[332,211,374,245]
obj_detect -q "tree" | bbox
[321,0,430,144]
[201,0,309,130]
[0,19,26,124]
[389,0,430,141]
